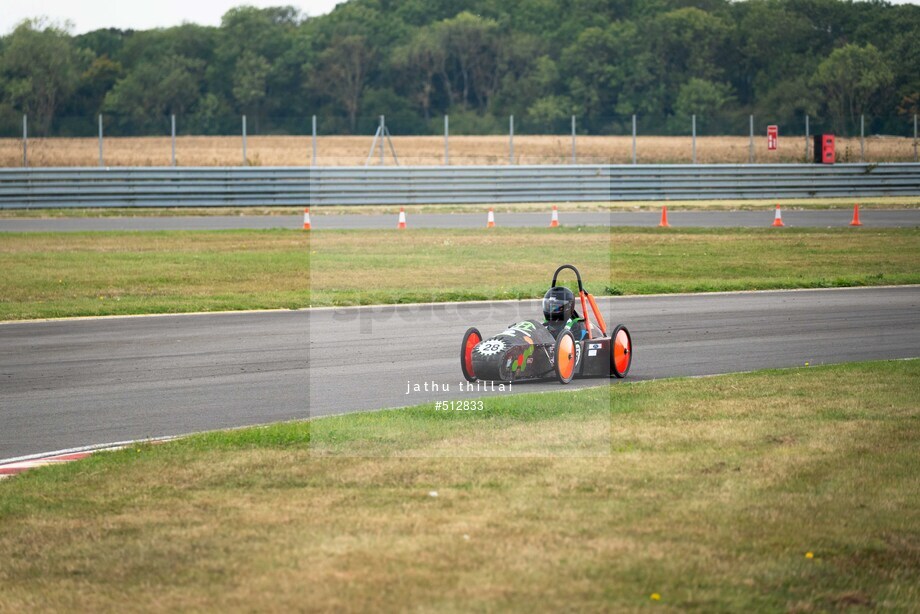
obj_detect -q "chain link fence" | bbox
[1,111,917,167]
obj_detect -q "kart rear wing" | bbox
[552,264,607,340]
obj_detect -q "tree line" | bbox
[0,0,917,138]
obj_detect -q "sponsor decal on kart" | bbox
[497,321,537,338]
[510,344,534,373]
[588,342,602,357]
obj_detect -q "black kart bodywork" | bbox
[460,265,633,385]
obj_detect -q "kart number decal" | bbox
[476,339,506,356]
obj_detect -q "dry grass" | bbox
[1,134,916,167]
[0,360,917,610]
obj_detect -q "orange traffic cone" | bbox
[658,206,670,228]
[772,204,784,227]
[549,205,559,228]
[487,207,496,228]
[397,207,407,229]
[850,204,862,226]
[303,207,311,230]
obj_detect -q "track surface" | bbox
[1,209,918,231]
[1,286,918,459]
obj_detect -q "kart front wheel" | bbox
[554,330,577,384]
[611,325,632,378]
[461,327,482,383]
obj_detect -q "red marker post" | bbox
[767,125,778,151]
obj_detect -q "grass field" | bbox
[2,134,917,167]
[1,227,918,320]
[1,196,918,218]
[1,360,917,610]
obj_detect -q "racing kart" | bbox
[460,265,632,384]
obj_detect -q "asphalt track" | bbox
[1,286,918,460]
[1,209,918,231]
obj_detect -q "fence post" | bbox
[242,115,248,166]
[805,114,809,162]
[571,115,576,164]
[22,114,28,168]
[860,114,865,162]
[379,115,385,165]
[444,114,449,165]
[98,114,104,167]
[692,114,697,164]
[914,114,918,163]
[509,114,514,164]
[311,114,317,166]
[632,114,637,165]
[171,114,176,167]
[749,114,754,163]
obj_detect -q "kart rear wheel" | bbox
[461,327,482,383]
[611,325,632,378]
[554,330,577,384]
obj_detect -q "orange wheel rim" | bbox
[464,333,481,377]
[614,329,630,374]
[558,335,575,378]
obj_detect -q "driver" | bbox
[542,286,587,340]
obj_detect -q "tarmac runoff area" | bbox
[1,286,918,461]
[0,209,919,231]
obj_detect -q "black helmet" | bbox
[543,286,575,322]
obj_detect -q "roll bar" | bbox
[551,264,584,292]
[550,264,607,339]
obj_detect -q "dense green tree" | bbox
[103,55,204,132]
[1,0,919,138]
[310,35,375,132]
[390,26,445,120]
[811,43,894,132]
[0,20,90,133]
[674,78,734,118]
[233,51,270,130]
[434,12,501,111]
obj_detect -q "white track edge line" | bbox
[0,436,176,466]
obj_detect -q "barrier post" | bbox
[860,114,865,162]
[749,114,754,163]
[692,114,697,164]
[171,114,176,167]
[444,114,449,165]
[312,114,317,166]
[914,114,918,163]
[509,114,514,164]
[98,114,104,167]
[22,114,28,168]
[571,115,576,164]
[805,114,809,162]
[379,115,385,165]
[632,114,637,165]
[242,115,248,166]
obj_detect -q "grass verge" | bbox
[1,227,918,320]
[1,360,917,610]
[0,196,917,218]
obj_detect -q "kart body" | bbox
[460,265,632,385]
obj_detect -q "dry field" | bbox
[1,134,916,167]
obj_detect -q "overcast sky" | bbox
[0,1,346,35]
[2,0,918,35]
